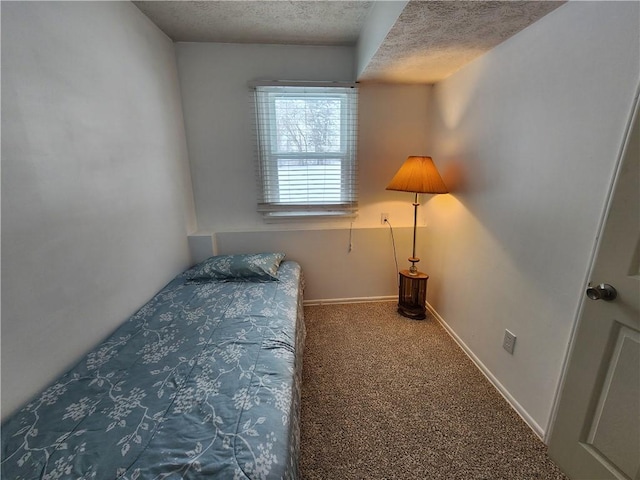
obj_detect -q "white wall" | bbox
[215,227,425,301]
[1,2,196,419]
[176,42,355,232]
[176,42,437,299]
[424,1,640,436]
[358,83,436,230]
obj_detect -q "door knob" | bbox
[586,283,617,301]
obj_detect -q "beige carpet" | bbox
[299,302,568,480]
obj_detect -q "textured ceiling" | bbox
[133,1,373,45]
[360,1,564,83]
[134,0,565,84]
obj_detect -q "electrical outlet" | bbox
[503,330,516,354]
[381,213,389,224]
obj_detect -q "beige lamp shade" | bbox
[386,156,448,194]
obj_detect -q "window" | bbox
[253,83,358,220]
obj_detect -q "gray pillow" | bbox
[185,252,286,282]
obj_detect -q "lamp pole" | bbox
[409,192,419,275]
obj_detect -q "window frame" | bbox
[253,82,358,221]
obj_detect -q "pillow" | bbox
[185,252,286,282]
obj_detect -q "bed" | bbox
[1,253,305,480]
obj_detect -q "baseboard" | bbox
[304,296,396,306]
[426,302,546,440]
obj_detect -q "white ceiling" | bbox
[133,1,372,45]
[360,1,564,83]
[133,0,565,84]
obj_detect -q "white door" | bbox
[548,90,640,480]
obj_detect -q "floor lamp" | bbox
[386,156,448,319]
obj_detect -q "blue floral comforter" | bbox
[1,261,305,479]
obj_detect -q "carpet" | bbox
[299,301,568,480]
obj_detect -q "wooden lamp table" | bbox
[397,270,429,320]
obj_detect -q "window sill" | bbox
[262,211,358,223]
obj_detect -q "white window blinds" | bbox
[253,83,358,219]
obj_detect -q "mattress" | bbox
[1,260,305,479]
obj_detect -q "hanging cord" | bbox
[348,221,354,253]
[385,219,400,287]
